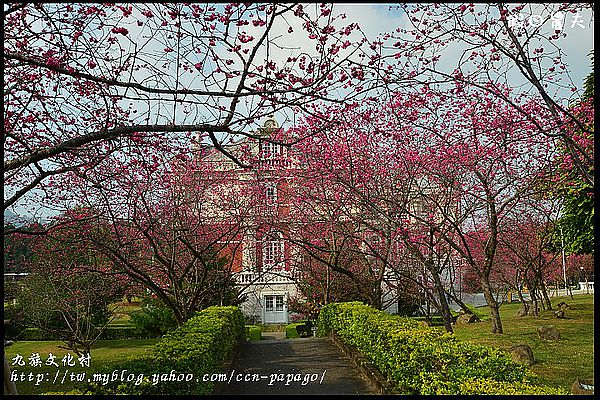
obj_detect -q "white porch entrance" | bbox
[263,294,288,324]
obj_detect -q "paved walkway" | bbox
[219,334,373,395]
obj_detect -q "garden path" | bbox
[218,335,373,395]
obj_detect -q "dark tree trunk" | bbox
[481,276,503,334]
[530,288,540,316]
[539,279,552,310]
[516,285,529,315]
[431,269,454,333]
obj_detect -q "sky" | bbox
[4,3,595,223]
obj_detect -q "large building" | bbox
[198,116,300,324]
[197,116,460,324]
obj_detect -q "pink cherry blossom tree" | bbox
[294,79,558,333]
[494,198,563,315]
[290,101,465,332]
[4,3,372,212]
[38,149,254,325]
[374,3,593,186]
[407,86,557,333]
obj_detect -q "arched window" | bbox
[263,231,284,270]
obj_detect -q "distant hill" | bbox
[4,209,25,227]
[4,210,54,228]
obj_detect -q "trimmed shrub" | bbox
[83,306,244,395]
[245,325,262,341]
[285,323,301,339]
[42,390,86,395]
[456,378,569,395]
[317,302,564,395]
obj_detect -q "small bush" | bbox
[245,325,262,341]
[317,302,564,395]
[3,303,26,339]
[285,323,301,339]
[129,299,178,337]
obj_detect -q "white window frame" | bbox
[260,141,285,167]
[263,231,284,270]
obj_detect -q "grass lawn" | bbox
[4,338,159,395]
[452,294,594,392]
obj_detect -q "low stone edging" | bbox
[327,331,398,395]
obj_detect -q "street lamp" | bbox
[559,226,568,296]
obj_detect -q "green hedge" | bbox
[245,325,262,341]
[456,378,568,395]
[84,306,244,395]
[317,302,566,395]
[285,323,301,339]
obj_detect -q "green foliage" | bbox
[4,280,22,300]
[3,302,26,338]
[129,295,178,337]
[83,306,244,395]
[42,390,87,395]
[245,325,262,341]
[3,224,38,273]
[549,62,594,256]
[553,188,594,255]
[317,302,565,395]
[456,378,569,395]
[14,270,122,354]
[285,323,302,339]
